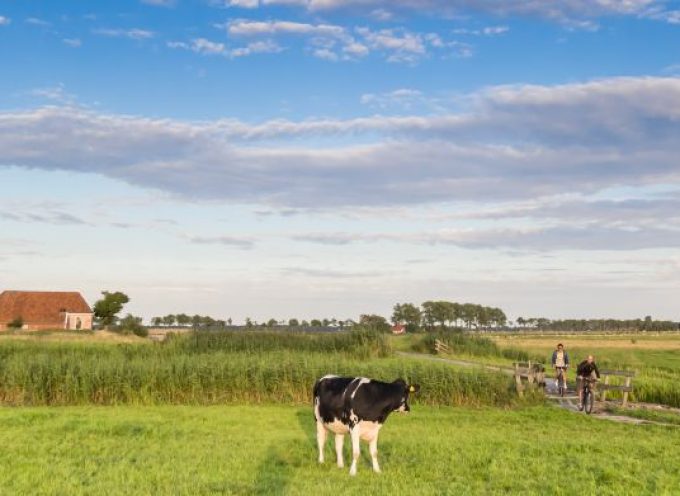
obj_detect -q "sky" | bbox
[1,0,680,323]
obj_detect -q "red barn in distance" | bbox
[0,290,93,331]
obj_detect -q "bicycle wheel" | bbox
[584,389,594,414]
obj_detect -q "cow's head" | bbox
[393,379,421,413]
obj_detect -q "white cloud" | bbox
[222,0,665,25]
[227,19,345,38]
[0,16,10,26]
[170,38,227,55]
[231,39,283,57]
[312,48,338,61]
[25,17,50,26]
[168,38,282,57]
[93,28,155,40]
[141,0,176,6]
[28,84,77,104]
[453,26,509,36]
[1,77,679,213]
[63,38,82,48]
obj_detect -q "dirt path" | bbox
[398,351,679,427]
[395,351,515,375]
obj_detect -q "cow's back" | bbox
[314,376,355,424]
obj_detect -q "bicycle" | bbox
[578,377,597,414]
[555,367,567,397]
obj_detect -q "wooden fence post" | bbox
[601,374,609,403]
[514,363,523,397]
[623,376,631,407]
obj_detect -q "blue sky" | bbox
[1,0,680,322]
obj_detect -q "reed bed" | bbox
[0,333,518,407]
[415,332,542,363]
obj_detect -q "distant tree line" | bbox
[150,314,356,330]
[390,301,508,333]
[514,316,679,332]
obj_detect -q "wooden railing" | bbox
[598,369,635,407]
[434,339,450,354]
[513,361,545,396]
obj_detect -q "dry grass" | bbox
[492,336,680,351]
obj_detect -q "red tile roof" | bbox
[0,291,92,326]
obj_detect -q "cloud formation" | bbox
[93,28,155,40]
[222,0,676,26]
[220,19,467,62]
[1,77,679,213]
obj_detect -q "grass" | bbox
[604,405,680,426]
[0,332,521,407]
[0,404,678,495]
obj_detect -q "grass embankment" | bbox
[0,330,519,407]
[0,405,678,495]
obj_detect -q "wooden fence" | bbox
[513,361,546,396]
[598,369,635,407]
[434,339,450,354]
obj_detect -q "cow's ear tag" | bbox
[409,385,416,393]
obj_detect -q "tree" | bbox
[191,314,202,328]
[176,314,191,326]
[310,319,322,327]
[421,301,451,330]
[288,318,300,327]
[118,314,147,337]
[267,318,278,328]
[151,316,163,327]
[162,314,176,327]
[392,303,422,333]
[7,317,23,330]
[93,291,130,329]
[359,314,390,333]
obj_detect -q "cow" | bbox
[313,375,420,476]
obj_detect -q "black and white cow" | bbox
[313,375,420,476]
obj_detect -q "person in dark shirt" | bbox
[576,355,600,409]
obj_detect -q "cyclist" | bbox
[551,343,570,391]
[576,355,601,409]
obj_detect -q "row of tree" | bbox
[150,314,357,329]
[515,316,679,332]
[392,301,508,332]
[93,291,678,336]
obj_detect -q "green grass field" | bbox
[1,404,678,495]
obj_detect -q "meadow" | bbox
[1,404,678,495]
[1,328,679,494]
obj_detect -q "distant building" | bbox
[391,324,406,335]
[0,290,93,331]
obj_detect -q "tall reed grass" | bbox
[415,332,543,363]
[0,332,518,407]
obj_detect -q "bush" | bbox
[7,317,23,330]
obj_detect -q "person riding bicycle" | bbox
[551,343,570,390]
[576,355,600,409]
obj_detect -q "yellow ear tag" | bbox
[409,386,416,393]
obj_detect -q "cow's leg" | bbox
[316,422,327,463]
[369,434,380,473]
[335,434,345,468]
[349,426,361,476]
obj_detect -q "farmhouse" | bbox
[391,324,406,335]
[0,290,93,331]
